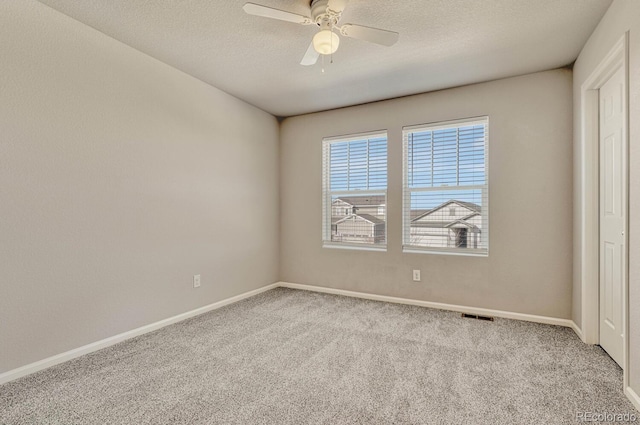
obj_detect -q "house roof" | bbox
[411,218,479,230]
[410,221,455,229]
[335,196,386,207]
[460,212,481,222]
[410,209,432,220]
[411,200,480,222]
[445,214,480,230]
[452,201,481,213]
[357,214,385,225]
[335,214,385,226]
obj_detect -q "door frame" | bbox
[579,33,629,388]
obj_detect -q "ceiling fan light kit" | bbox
[243,0,399,66]
[312,30,339,55]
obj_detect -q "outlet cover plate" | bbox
[412,270,421,282]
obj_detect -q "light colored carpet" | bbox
[0,287,636,424]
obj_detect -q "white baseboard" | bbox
[570,321,586,342]
[626,386,640,412]
[277,282,574,328]
[0,283,279,386]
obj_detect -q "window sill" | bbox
[323,242,387,252]
[402,247,488,257]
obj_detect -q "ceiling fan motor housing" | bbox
[311,0,340,29]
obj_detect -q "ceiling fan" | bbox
[243,0,399,66]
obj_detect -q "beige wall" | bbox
[0,1,279,373]
[572,0,640,396]
[280,69,573,319]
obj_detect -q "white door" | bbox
[599,66,626,368]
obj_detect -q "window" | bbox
[322,131,387,250]
[403,117,488,255]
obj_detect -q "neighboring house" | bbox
[410,200,482,249]
[331,197,482,248]
[334,214,386,244]
[331,196,386,244]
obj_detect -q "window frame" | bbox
[322,130,388,251]
[402,117,489,256]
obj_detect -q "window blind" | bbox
[402,117,489,255]
[322,132,388,249]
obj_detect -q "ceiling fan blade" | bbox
[243,3,313,25]
[300,42,320,66]
[340,24,399,47]
[327,0,349,14]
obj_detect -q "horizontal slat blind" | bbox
[323,132,387,249]
[403,118,489,255]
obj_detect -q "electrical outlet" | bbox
[193,274,201,288]
[412,270,421,282]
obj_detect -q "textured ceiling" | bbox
[36,0,611,117]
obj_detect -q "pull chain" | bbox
[330,23,334,64]
[330,24,334,64]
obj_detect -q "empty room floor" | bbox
[0,288,635,424]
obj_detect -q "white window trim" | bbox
[402,116,489,256]
[322,131,388,251]
[323,242,387,252]
[323,130,387,144]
